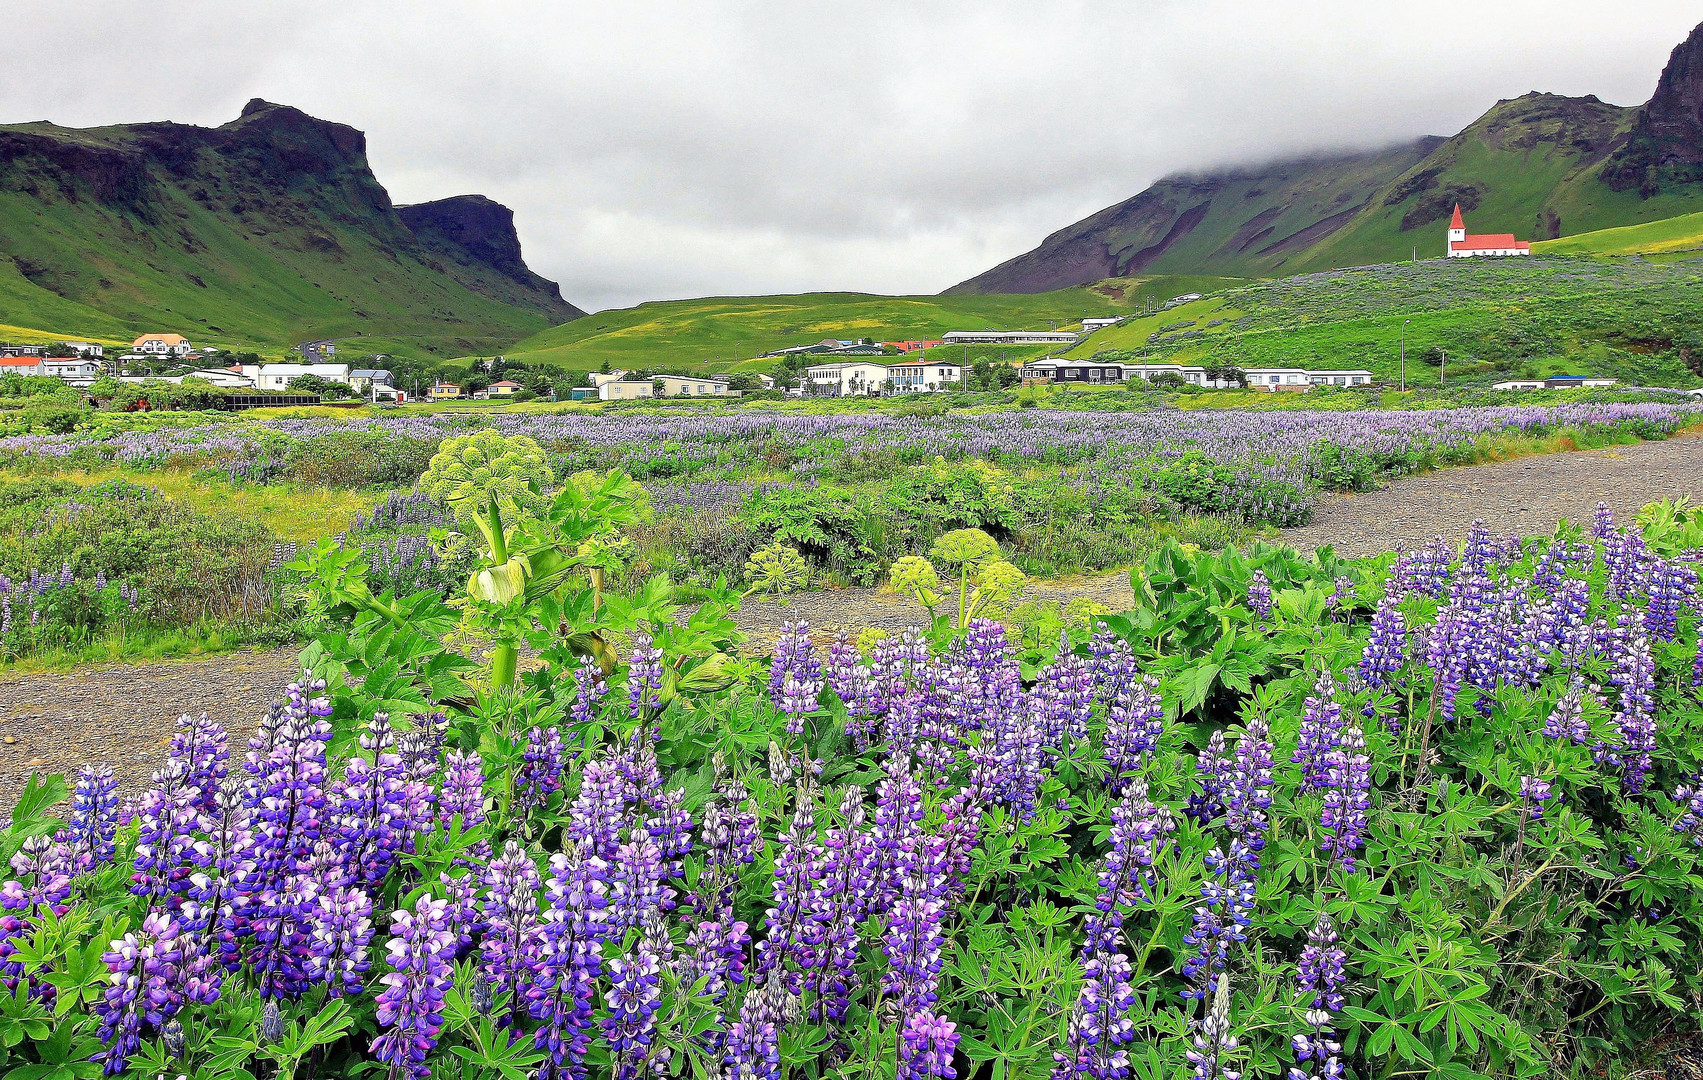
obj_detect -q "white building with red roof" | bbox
[1446,205,1530,258]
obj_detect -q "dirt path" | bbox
[9,433,1700,797]
[1279,432,1703,558]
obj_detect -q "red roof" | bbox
[1450,204,1465,230]
[1451,234,1530,251]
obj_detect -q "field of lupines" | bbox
[0,428,1701,1080]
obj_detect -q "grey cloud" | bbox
[4,0,1700,310]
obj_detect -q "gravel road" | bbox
[1278,431,1703,557]
[6,431,1700,797]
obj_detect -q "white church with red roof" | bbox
[1446,204,1530,258]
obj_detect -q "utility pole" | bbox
[1400,319,1411,392]
[1440,348,1446,386]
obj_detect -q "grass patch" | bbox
[0,624,293,675]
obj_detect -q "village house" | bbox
[41,356,105,386]
[0,357,43,377]
[1307,369,1375,387]
[429,381,464,400]
[654,375,731,398]
[879,340,946,354]
[1243,367,1313,391]
[887,360,962,393]
[1492,375,1619,391]
[598,380,654,401]
[804,360,889,397]
[587,370,630,387]
[488,379,524,397]
[1080,318,1122,332]
[59,341,104,358]
[348,369,394,392]
[243,363,351,391]
[1019,359,1126,384]
[1447,205,1531,258]
[944,330,1081,346]
[131,333,194,357]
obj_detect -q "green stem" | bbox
[492,643,518,689]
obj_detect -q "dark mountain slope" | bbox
[955,20,1703,294]
[0,99,580,349]
[948,140,1440,294]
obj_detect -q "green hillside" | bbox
[0,101,580,358]
[1532,211,1703,256]
[505,275,1245,371]
[1067,256,1703,389]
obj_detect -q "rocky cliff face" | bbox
[1603,22,1703,194]
[400,195,581,315]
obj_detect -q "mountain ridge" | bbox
[0,99,581,351]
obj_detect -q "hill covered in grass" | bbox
[504,275,1243,371]
[1532,211,1703,256]
[0,100,582,356]
[955,21,1703,294]
[1067,255,1703,389]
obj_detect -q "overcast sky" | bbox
[4,2,1700,312]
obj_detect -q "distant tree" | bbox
[1203,364,1245,386]
[522,370,554,396]
[1420,347,1446,367]
[995,364,1018,388]
[599,358,612,375]
[1150,371,1188,388]
[724,372,762,392]
[286,373,356,399]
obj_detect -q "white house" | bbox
[887,361,962,393]
[1307,369,1375,387]
[942,330,1080,346]
[131,333,193,357]
[713,372,775,390]
[588,370,630,388]
[244,363,351,391]
[654,375,730,398]
[1243,368,1313,391]
[0,358,43,377]
[805,360,889,397]
[41,357,105,386]
[1447,205,1531,258]
[118,369,255,389]
[1080,318,1122,332]
[60,341,105,358]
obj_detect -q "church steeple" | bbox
[1447,203,1467,252]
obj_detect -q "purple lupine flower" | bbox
[305,885,374,998]
[438,869,484,957]
[725,977,783,1080]
[1591,502,1616,540]
[1225,717,1275,861]
[1089,625,1138,707]
[1673,779,1703,846]
[1052,951,1137,1080]
[248,679,332,889]
[1290,916,1346,1080]
[1187,974,1243,1080]
[167,713,227,815]
[439,749,490,864]
[1103,672,1164,792]
[567,753,628,862]
[1644,557,1697,643]
[571,657,608,726]
[627,633,665,723]
[247,872,315,999]
[1609,628,1657,795]
[692,773,761,917]
[865,760,926,917]
[1247,571,1272,622]
[899,1010,960,1080]
[65,763,120,874]
[186,779,255,971]
[606,831,670,939]
[809,787,870,1026]
[770,622,825,737]
[1518,776,1556,821]
[881,861,949,1014]
[1543,682,1591,744]
[529,847,609,1078]
[967,690,1044,820]
[680,913,751,1050]
[1425,605,1471,726]
[646,786,694,885]
[480,841,542,1028]
[1082,781,1176,958]
[756,800,824,996]
[516,725,567,819]
[372,895,457,1080]
[1358,596,1407,690]
[604,936,666,1080]
[94,912,186,1075]
[1179,844,1256,1000]
[1187,732,1232,824]
[132,760,200,901]
[329,720,409,890]
[1038,636,1096,745]
[1292,671,1343,790]
[1317,722,1371,873]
